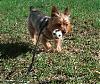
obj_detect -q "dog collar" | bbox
[39,16,52,39]
[39,16,50,31]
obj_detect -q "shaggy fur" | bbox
[28,6,72,52]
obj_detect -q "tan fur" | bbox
[28,6,72,52]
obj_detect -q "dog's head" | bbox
[48,6,72,35]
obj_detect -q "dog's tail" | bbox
[29,6,37,12]
[30,6,33,11]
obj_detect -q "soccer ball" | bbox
[52,29,62,39]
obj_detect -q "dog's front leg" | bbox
[41,36,52,51]
[54,39,62,52]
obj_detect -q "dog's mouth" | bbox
[62,31,66,35]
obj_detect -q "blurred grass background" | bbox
[0,0,100,83]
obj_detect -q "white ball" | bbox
[52,29,62,39]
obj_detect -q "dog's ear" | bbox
[51,6,59,17]
[64,7,70,16]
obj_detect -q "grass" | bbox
[0,0,100,83]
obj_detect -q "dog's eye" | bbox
[66,24,68,26]
[64,22,68,26]
[57,23,61,26]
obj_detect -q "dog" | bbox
[28,6,72,52]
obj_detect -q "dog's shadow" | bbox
[0,42,32,59]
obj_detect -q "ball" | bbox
[52,29,62,39]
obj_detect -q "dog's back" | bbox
[28,6,50,33]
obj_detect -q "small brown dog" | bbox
[28,6,72,52]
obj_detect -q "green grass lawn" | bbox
[0,0,100,83]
